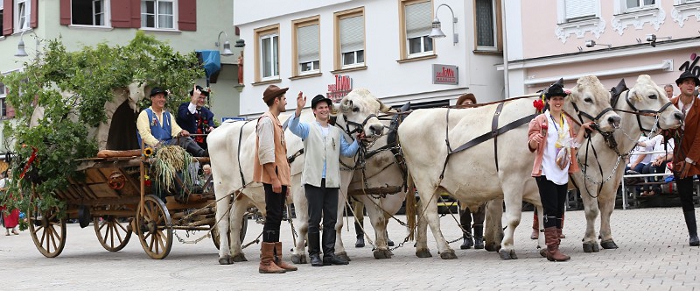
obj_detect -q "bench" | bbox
[621,172,700,209]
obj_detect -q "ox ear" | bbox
[330,103,339,115]
[376,98,391,113]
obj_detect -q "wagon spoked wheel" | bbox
[28,205,67,258]
[94,214,132,252]
[211,214,248,250]
[136,195,173,259]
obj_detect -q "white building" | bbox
[234,0,505,116]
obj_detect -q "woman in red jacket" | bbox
[527,84,592,261]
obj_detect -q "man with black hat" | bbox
[136,87,208,157]
[668,71,700,246]
[253,85,297,274]
[177,85,215,150]
[289,92,360,266]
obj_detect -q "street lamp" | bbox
[429,3,458,45]
[215,31,234,56]
[15,29,40,57]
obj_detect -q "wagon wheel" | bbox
[28,205,67,258]
[211,214,249,250]
[135,195,173,259]
[94,207,133,252]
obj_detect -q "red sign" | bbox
[432,64,459,85]
[327,75,353,102]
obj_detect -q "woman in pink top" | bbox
[527,83,592,262]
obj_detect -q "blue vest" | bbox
[137,108,173,148]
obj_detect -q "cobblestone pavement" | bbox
[0,207,698,290]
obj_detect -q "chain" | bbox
[174,229,211,244]
[580,155,623,185]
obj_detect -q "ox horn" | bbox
[376,98,391,113]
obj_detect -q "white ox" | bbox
[570,75,682,252]
[398,76,622,259]
[209,89,403,264]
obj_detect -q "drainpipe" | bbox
[501,0,509,98]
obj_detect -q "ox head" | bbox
[338,88,391,139]
[566,75,621,132]
[626,74,683,131]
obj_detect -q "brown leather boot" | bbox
[545,227,570,262]
[259,242,286,274]
[274,242,298,271]
[531,213,539,239]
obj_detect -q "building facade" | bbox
[234,0,505,116]
[502,0,700,96]
[0,0,241,153]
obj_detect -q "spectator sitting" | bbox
[640,135,674,196]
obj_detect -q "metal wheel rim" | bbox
[135,195,173,259]
[28,206,67,258]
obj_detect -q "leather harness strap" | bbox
[492,102,504,172]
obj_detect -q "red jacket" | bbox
[528,114,580,177]
[670,96,700,178]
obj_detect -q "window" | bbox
[141,0,175,29]
[403,0,433,57]
[626,0,655,10]
[0,82,7,119]
[563,0,596,21]
[72,0,110,26]
[475,0,497,50]
[0,3,4,34]
[293,17,320,76]
[15,0,30,32]
[254,25,280,82]
[335,8,365,69]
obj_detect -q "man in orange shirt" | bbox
[253,85,298,273]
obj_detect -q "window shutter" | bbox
[340,15,364,53]
[60,0,70,25]
[564,0,596,20]
[130,0,141,28]
[178,0,197,31]
[30,0,37,28]
[111,0,132,27]
[3,0,13,35]
[405,2,431,39]
[297,24,319,63]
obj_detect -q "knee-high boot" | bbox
[354,220,365,248]
[274,242,297,271]
[259,242,286,273]
[683,211,699,246]
[322,229,348,265]
[531,211,540,239]
[308,231,323,266]
[545,227,570,262]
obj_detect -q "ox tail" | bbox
[405,170,416,241]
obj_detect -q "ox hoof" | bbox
[373,249,394,259]
[498,249,518,260]
[218,255,235,265]
[415,248,432,258]
[582,242,600,253]
[290,254,307,264]
[600,240,619,249]
[484,241,501,252]
[336,252,351,262]
[439,250,457,260]
[232,253,247,262]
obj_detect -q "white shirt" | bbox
[541,112,570,185]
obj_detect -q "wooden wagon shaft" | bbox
[169,225,211,231]
[174,217,216,227]
[348,186,403,196]
[90,210,134,217]
[64,197,141,206]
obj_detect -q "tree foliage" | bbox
[1,31,204,213]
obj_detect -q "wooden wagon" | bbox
[27,151,247,259]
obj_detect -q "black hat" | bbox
[675,71,700,86]
[545,83,567,99]
[189,85,210,97]
[150,87,168,98]
[311,94,333,109]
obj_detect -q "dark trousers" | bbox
[305,179,339,254]
[262,183,287,243]
[460,204,486,234]
[535,176,567,228]
[676,176,697,213]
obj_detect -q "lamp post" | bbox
[429,3,458,45]
[216,31,234,56]
[15,30,41,58]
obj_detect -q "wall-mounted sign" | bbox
[327,75,353,103]
[679,52,700,77]
[432,64,459,85]
[221,117,246,123]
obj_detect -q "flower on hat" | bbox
[564,89,571,95]
[533,99,545,112]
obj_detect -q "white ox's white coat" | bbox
[570,75,682,252]
[398,76,622,259]
[209,89,405,264]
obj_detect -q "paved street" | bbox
[1,207,699,290]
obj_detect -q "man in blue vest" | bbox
[136,87,208,157]
[176,85,215,150]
